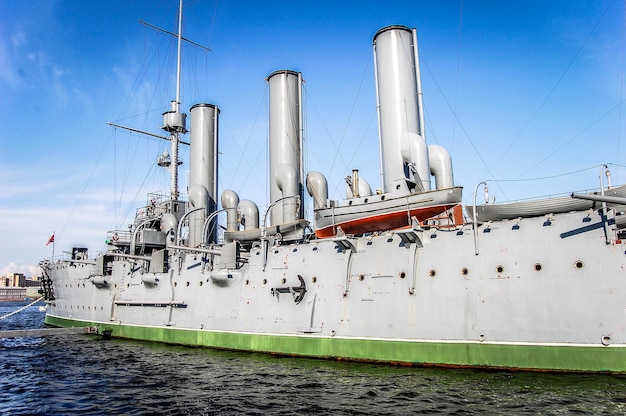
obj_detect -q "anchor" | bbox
[271,275,307,304]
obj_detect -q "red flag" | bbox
[46,233,55,246]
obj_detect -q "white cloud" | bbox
[51,69,66,104]
[0,201,117,278]
[0,34,21,87]
[1,262,40,278]
[11,30,26,48]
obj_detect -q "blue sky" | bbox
[0,0,624,276]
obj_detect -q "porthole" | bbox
[496,265,504,273]
[186,281,190,287]
[174,282,178,287]
[461,267,468,276]
[399,271,406,279]
[245,280,250,285]
[281,278,286,284]
[364,198,369,203]
[262,279,267,285]
[429,269,436,277]
[534,263,542,271]
[359,274,365,281]
[199,281,203,286]
[574,260,584,269]
[312,276,317,283]
[381,195,385,200]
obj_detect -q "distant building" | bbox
[25,279,41,288]
[0,273,42,299]
[7,273,26,287]
[0,287,27,301]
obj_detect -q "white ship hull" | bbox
[42,207,626,372]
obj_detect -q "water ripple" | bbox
[2,301,626,415]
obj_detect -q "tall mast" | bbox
[175,0,183,111]
[170,0,183,200]
[162,0,187,201]
[114,0,212,202]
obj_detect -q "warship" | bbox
[40,5,626,372]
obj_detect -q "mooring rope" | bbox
[0,297,43,320]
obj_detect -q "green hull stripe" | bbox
[45,315,626,373]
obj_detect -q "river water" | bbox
[1,300,626,415]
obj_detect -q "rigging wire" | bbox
[226,91,268,193]
[304,57,374,200]
[471,163,622,206]
[490,0,614,171]
[514,100,624,180]
[305,92,349,177]
[420,55,506,198]
[116,155,162,231]
[56,1,214,247]
[450,0,464,159]
[57,131,115,245]
[327,56,372,182]
[464,104,623,206]
[58,15,162,242]
[480,163,603,183]
[342,114,377,180]
[110,20,194,230]
[619,0,626,168]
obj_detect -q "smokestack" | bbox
[267,70,304,226]
[373,25,430,194]
[189,103,219,245]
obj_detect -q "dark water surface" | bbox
[1,301,626,415]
